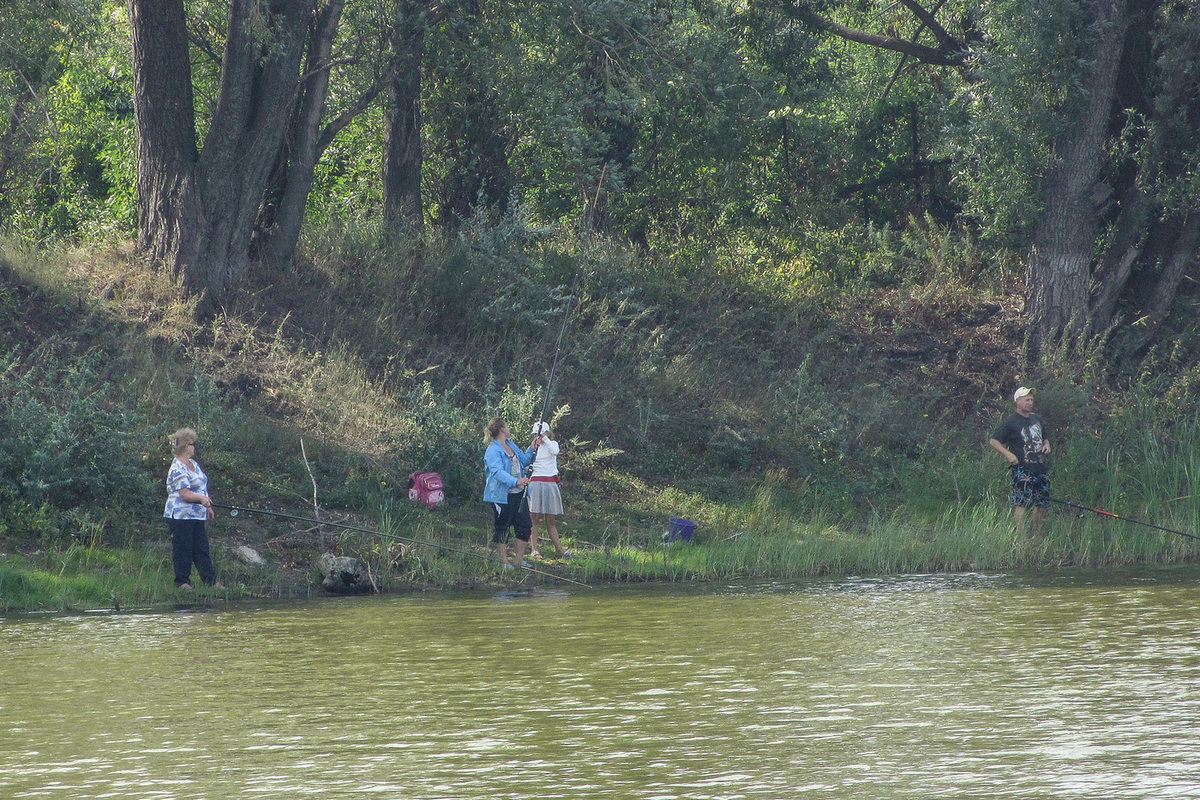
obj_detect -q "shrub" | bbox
[0,348,153,511]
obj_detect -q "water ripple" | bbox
[5,568,1200,798]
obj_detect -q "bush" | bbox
[0,348,154,511]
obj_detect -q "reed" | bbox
[5,226,1200,612]
[0,544,237,613]
[553,491,1200,587]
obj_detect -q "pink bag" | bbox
[407,472,445,509]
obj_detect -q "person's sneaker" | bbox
[211,582,226,590]
[504,562,515,571]
[519,560,532,568]
[178,583,192,590]
[529,550,542,558]
[561,550,572,558]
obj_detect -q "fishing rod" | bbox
[534,266,584,432]
[529,165,602,436]
[515,169,602,514]
[1047,497,1200,541]
[518,264,584,514]
[210,502,591,587]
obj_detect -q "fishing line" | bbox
[534,265,584,432]
[211,502,591,587]
[1047,497,1200,541]
[531,166,603,437]
[519,262,585,514]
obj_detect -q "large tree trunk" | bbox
[1094,2,1200,361]
[1025,0,1130,356]
[382,6,427,234]
[1113,209,1200,359]
[129,0,313,317]
[254,0,346,269]
[1088,185,1147,333]
[191,0,312,311]
[127,0,202,281]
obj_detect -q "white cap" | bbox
[1013,386,1035,401]
[532,421,550,435]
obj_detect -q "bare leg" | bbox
[513,537,528,563]
[530,513,542,554]
[545,515,566,557]
[495,540,508,567]
[1013,505,1028,534]
[1032,506,1047,538]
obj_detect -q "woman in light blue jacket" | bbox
[483,416,535,570]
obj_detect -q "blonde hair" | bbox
[484,417,506,443]
[168,428,198,457]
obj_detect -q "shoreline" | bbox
[5,507,1197,614]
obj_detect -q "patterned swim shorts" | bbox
[1010,465,1050,508]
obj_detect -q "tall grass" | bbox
[561,498,1197,588]
[4,217,1200,611]
[0,543,219,613]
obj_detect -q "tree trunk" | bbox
[127,0,202,283]
[1094,2,1200,359]
[0,97,29,221]
[382,2,429,233]
[1113,209,1200,360]
[1088,185,1147,332]
[1025,0,1129,355]
[254,0,346,269]
[128,0,313,317]
[191,0,312,311]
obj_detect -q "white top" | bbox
[163,458,209,520]
[530,437,560,477]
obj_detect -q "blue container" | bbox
[667,517,697,542]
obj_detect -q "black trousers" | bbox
[491,495,532,544]
[168,518,217,586]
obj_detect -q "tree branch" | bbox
[782,1,968,67]
[897,0,963,54]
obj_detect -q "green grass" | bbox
[5,489,1199,612]
[3,225,1200,612]
[0,544,237,613]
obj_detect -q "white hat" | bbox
[532,421,550,435]
[1013,386,1035,401]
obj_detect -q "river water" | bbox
[4,568,1200,799]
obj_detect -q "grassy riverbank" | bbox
[2,224,1200,612]
[3,488,1198,613]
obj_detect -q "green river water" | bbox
[3,568,1200,799]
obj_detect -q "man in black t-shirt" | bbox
[988,386,1052,535]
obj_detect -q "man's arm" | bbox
[989,438,1019,465]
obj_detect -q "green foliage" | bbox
[7,0,1200,608]
[0,0,131,237]
[0,349,152,510]
[460,200,576,336]
[0,487,53,545]
[392,381,488,501]
[944,0,1097,243]
[307,107,386,224]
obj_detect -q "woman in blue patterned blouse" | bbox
[164,428,223,589]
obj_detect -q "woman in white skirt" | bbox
[528,422,570,558]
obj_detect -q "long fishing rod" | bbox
[530,165,603,435]
[517,264,584,514]
[1047,497,1200,541]
[534,266,584,431]
[516,169,602,512]
[210,502,591,587]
